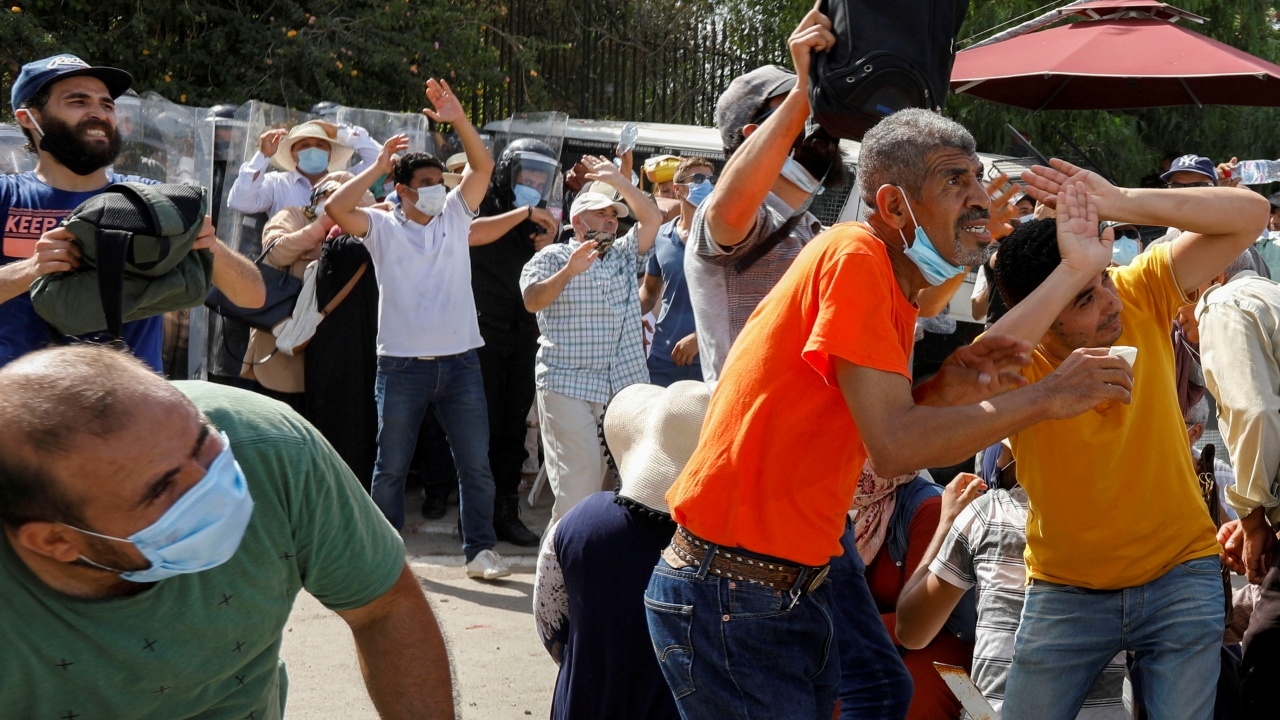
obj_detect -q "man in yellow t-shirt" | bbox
[990,162,1269,720]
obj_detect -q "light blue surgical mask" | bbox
[896,187,965,286]
[780,156,821,195]
[66,432,255,582]
[1112,237,1140,266]
[513,184,542,208]
[296,147,330,175]
[685,179,713,208]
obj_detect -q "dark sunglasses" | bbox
[1166,181,1215,189]
[677,173,717,185]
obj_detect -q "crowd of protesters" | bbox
[7,3,1280,717]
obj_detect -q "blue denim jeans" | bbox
[1004,555,1225,720]
[829,524,912,720]
[644,552,839,720]
[371,353,497,560]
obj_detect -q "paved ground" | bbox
[281,484,558,718]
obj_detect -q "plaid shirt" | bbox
[519,228,652,404]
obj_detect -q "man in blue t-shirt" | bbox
[639,156,713,387]
[0,54,265,370]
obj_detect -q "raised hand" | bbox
[941,473,987,528]
[581,155,626,189]
[258,128,288,158]
[566,240,599,276]
[788,1,835,89]
[1021,158,1122,218]
[1055,182,1112,277]
[422,78,466,126]
[376,133,410,174]
[986,173,1019,241]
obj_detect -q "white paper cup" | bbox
[1108,345,1137,367]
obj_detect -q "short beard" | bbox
[951,209,993,266]
[39,112,121,174]
[73,534,150,575]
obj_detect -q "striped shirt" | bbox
[519,228,652,404]
[930,488,1128,719]
[684,192,820,384]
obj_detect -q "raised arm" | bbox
[225,129,287,214]
[705,5,833,247]
[327,134,406,239]
[422,78,493,213]
[579,155,662,255]
[1021,158,1270,294]
[337,564,455,719]
[896,474,986,650]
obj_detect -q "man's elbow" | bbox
[894,615,933,651]
[522,290,540,314]
[865,445,911,480]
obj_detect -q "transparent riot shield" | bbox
[112,93,168,182]
[0,124,35,174]
[207,101,314,381]
[492,111,568,212]
[333,106,434,162]
[139,91,211,187]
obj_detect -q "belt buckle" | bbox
[805,565,830,594]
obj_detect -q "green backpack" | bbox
[30,182,214,338]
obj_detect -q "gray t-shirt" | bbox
[683,192,820,384]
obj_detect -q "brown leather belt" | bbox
[664,526,830,594]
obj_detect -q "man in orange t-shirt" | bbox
[643,60,1134,720]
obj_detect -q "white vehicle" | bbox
[485,117,1035,326]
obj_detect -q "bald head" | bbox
[0,346,189,527]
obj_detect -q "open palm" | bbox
[1056,182,1111,276]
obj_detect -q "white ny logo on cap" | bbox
[46,55,89,70]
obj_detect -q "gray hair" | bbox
[1221,249,1260,283]
[858,108,977,212]
[1185,396,1210,427]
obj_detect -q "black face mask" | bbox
[28,111,121,176]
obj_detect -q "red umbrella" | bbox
[951,0,1280,110]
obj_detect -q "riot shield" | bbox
[207,101,315,381]
[492,111,568,217]
[333,106,434,159]
[139,91,211,187]
[0,124,35,174]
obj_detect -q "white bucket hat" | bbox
[273,121,354,174]
[604,381,711,515]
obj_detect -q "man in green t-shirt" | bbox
[0,345,453,719]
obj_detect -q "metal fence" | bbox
[476,0,791,128]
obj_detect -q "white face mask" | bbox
[410,184,447,217]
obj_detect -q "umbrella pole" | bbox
[1178,78,1205,109]
[1035,78,1073,113]
[1049,124,1117,185]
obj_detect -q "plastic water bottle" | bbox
[1236,159,1280,185]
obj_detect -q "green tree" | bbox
[2,0,505,119]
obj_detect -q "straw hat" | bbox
[604,381,711,515]
[273,121,354,174]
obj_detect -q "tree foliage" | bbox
[2,0,505,118]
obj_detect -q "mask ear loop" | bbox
[895,186,920,250]
[17,109,46,140]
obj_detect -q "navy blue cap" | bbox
[1159,154,1218,186]
[10,54,133,112]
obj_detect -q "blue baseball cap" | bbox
[10,54,133,112]
[1160,154,1218,186]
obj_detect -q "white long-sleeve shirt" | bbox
[225,127,381,217]
[1197,271,1280,523]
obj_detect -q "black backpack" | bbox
[808,0,970,140]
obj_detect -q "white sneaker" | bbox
[465,549,511,580]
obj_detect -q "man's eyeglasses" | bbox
[677,173,717,185]
[1166,181,1215,189]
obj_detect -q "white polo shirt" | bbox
[359,188,482,357]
